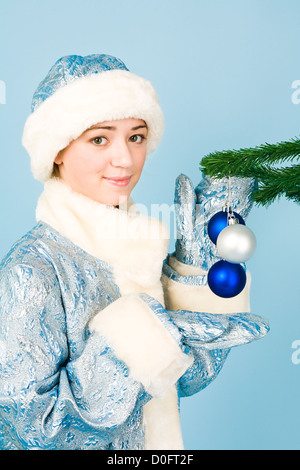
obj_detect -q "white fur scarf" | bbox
[36,178,169,303]
[36,178,185,450]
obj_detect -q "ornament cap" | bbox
[228,216,239,225]
[207,210,245,245]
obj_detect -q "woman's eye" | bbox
[92,136,107,145]
[129,134,145,143]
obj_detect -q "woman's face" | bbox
[54,118,148,206]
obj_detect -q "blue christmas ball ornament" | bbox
[208,260,247,298]
[207,211,245,244]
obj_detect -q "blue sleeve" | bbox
[0,264,149,450]
[134,294,269,400]
[167,309,269,397]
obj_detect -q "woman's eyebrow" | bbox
[131,125,148,131]
[87,126,115,131]
[86,124,148,132]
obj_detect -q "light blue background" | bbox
[0,0,299,450]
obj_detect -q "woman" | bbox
[0,54,268,450]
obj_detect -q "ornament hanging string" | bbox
[225,170,237,226]
[227,170,232,223]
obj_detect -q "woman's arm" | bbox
[0,264,149,449]
[159,173,269,397]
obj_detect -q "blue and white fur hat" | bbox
[22,54,164,183]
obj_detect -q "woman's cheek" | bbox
[80,148,108,173]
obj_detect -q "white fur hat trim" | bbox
[22,69,164,182]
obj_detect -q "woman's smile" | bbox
[103,175,132,187]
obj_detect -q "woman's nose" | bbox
[110,141,133,168]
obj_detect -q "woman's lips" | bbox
[103,176,132,187]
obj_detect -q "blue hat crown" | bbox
[31,54,129,113]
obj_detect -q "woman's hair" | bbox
[51,163,60,178]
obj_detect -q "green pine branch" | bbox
[199,137,300,206]
[253,164,300,206]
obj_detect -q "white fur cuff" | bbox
[89,294,193,398]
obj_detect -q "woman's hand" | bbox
[174,173,257,271]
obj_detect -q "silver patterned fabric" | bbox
[0,222,269,450]
[31,54,128,113]
[175,174,257,270]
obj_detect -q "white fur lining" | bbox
[36,178,169,305]
[89,294,192,398]
[143,386,184,450]
[167,255,207,276]
[162,255,251,314]
[22,69,164,182]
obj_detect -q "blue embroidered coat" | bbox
[0,176,269,450]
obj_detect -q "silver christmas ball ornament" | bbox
[216,224,257,263]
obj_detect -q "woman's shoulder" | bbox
[0,224,65,324]
[0,222,58,282]
[0,221,112,287]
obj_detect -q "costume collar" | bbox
[36,178,170,299]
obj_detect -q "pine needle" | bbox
[199,137,300,206]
